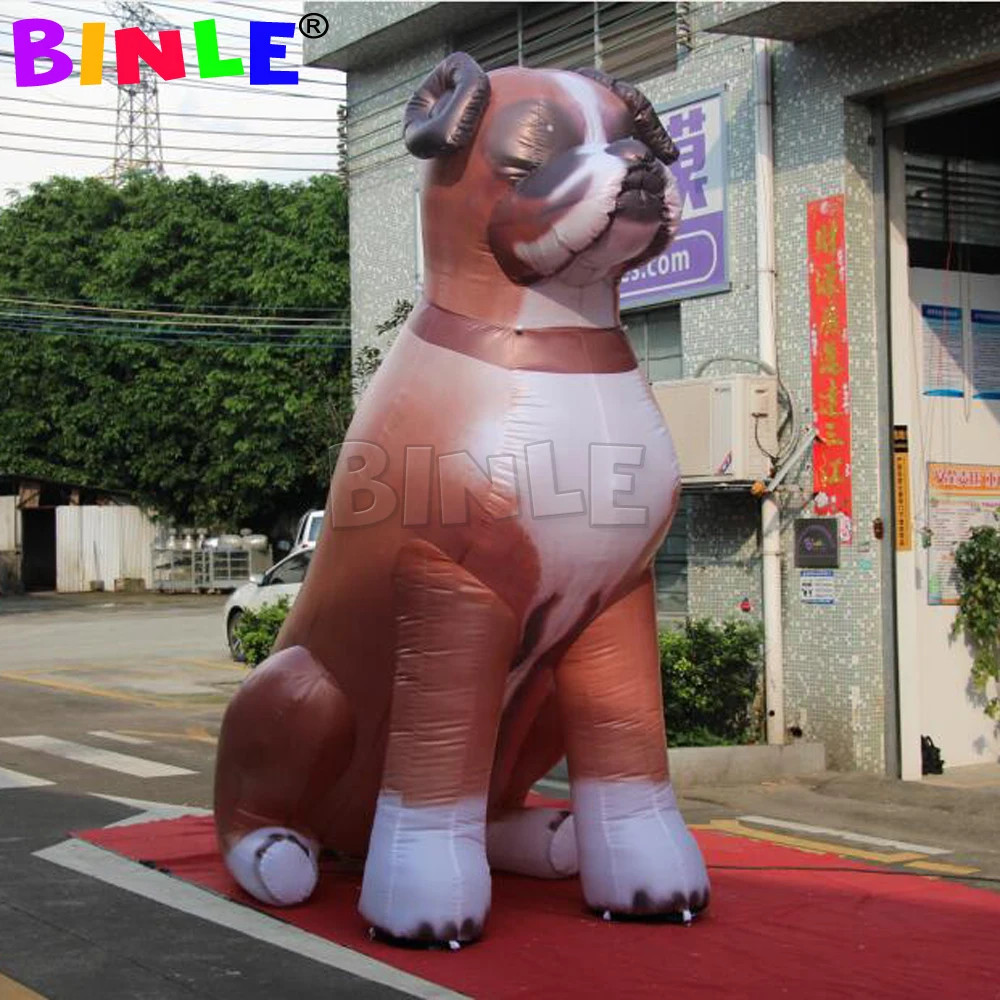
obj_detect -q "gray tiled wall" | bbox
[336,2,1000,772]
[765,3,1000,770]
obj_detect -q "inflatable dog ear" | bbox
[403,52,491,159]
[575,67,680,166]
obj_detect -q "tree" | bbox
[0,172,351,535]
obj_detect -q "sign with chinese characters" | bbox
[800,569,836,605]
[926,462,1000,605]
[892,425,912,551]
[620,89,728,308]
[808,195,853,544]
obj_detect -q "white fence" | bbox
[55,505,158,592]
[0,496,17,552]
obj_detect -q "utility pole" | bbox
[108,0,170,184]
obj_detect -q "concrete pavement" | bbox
[1,592,998,998]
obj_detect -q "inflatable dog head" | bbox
[403,54,681,321]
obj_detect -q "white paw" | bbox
[487,806,578,878]
[572,779,710,917]
[225,826,319,906]
[359,793,491,943]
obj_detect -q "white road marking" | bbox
[0,736,195,778]
[88,730,152,745]
[37,839,470,1000]
[738,815,950,855]
[90,793,212,827]
[0,765,54,790]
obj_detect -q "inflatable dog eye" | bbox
[214,51,710,948]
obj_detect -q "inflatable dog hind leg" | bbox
[215,645,355,906]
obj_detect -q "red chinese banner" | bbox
[807,195,853,543]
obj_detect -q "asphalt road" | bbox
[0,594,423,999]
[0,593,998,999]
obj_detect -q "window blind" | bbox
[907,153,1000,249]
[457,2,679,82]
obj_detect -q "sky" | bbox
[0,0,346,204]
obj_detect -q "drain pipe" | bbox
[754,37,785,745]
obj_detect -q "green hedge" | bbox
[233,597,291,668]
[660,618,764,747]
[234,602,764,748]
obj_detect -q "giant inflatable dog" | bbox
[214,54,710,945]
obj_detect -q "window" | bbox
[456,3,681,82]
[625,302,687,616]
[625,304,682,382]
[265,551,312,586]
[655,495,689,617]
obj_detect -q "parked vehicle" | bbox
[292,509,325,551]
[224,546,314,661]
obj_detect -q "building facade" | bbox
[305,1,1000,778]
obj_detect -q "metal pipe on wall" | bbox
[753,37,786,745]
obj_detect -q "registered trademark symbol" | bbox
[298,12,329,39]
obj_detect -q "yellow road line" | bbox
[175,658,246,674]
[119,727,218,746]
[0,673,228,711]
[0,672,169,709]
[904,860,981,876]
[700,819,927,864]
[0,971,49,999]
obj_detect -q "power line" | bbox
[33,0,254,46]
[1,142,336,172]
[0,93,335,121]
[0,297,350,325]
[0,324,352,350]
[0,311,350,336]
[0,294,349,316]
[1,326,351,349]
[216,0,301,17]
[0,109,336,139]
[0,51,340,100]
[0,128,333,156]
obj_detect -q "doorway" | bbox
[20,508,56,591]
[886,94,1000,777]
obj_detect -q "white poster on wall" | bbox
[920,303,964,397]
[972,309,1000,399]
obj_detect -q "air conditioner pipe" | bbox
[753,37,785,746]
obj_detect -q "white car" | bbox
[293,509,325,551]
[224,546,314,661]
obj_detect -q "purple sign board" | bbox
[620,89,728,309]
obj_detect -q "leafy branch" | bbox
[952,513,1000,720]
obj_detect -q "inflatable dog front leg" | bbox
[359,539,519,944]
[557,570,710,919]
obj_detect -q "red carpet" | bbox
[77,811,999,999]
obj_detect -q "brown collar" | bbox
[407,300,637,374]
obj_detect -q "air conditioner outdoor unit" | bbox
[651,374,779,485]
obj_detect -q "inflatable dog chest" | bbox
[214,54,710,944]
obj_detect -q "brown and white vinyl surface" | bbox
[214,54,710,945]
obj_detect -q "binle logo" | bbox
[9,15,329,89]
